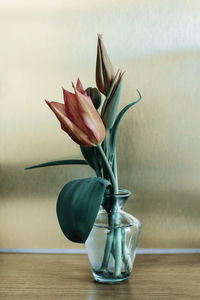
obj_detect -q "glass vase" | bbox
[85,189,141,284]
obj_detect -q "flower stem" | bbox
[97,144,122,277]
[121,227,132,273]
[97,145,118,194]
[100,229,114,275]
[114,227,122,276]
[112,150,118,191]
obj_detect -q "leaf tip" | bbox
[136,89,142,101]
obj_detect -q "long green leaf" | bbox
[56,177,111,243]
[109,90,142,164]
[25,159,88,170]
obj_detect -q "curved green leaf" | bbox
[109,90,142,164]
[25,159,88,170]
[56,177,111,243]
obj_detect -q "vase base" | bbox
[92,270,130,284]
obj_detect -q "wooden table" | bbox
[0,253,199,299]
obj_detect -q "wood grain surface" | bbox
[0,253,199,299]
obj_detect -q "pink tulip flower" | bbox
[45,79,106,147]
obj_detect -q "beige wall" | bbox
[0,0,200,249]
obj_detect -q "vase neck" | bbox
[102,189,131,212]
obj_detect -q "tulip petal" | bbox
[63,88,81,123]
[63,87,99,142]
[75,78,92,102]
[76,78,85,93]
[73,88,105,145]
[96,43,105,95]
[45,100,95,146]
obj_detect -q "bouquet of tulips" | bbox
[27,35,142,277]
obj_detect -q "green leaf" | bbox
[101,71,124,130]
[109,90,142,164]
[80,146,103,176]
[25,159,88,170]
[56,177,111,243]
[101,71,119,116]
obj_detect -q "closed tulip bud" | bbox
[85,87,102,109]
[96,34,115,96]
[101,70,125,130]
[45,79,105,147]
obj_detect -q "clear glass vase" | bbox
[85,189,141,284]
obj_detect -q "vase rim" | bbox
[104,188,131,198]
[94,222,135,229]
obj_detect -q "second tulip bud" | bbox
[96,34,115,96]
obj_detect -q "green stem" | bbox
[108,146,122,276]
[100,229,114,275]
[97,145,118,194]
[121,227,132,274]
[97,145,119,274]
[114,227,122,277]
[95,168,102,177]
[112,150,118,191]
[97,144,122,277]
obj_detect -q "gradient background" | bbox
[0,0,200,249]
